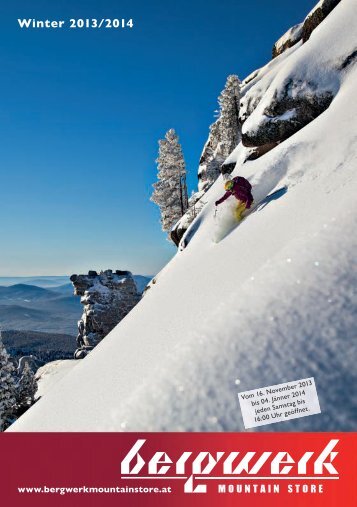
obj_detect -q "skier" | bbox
[215,176,253,221]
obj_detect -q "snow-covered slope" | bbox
[9,0,357,431]
[34,360,78,400]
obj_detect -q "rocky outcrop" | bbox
[70,270,141,357]
[302,0,341,42]
[272,23,303,59]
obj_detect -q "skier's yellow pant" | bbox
[235,201,247,221]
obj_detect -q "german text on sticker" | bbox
[238,377,321,429]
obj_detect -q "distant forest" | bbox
[2,330,75,362]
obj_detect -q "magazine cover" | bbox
[0,0,356,505]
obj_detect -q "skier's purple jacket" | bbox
[215,176,253,208]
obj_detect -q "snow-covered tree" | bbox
[151,129,188,234]
[198,75,241,191]
[16,363,37,411]
[0,333,17,431]
[217,74,241,156]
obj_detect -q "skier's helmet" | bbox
[224,180,234,191]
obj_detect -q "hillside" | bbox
[0,276,69,287]
[9,0,357,432]
[0,283,54,299]
[0,276,150,336]
[1,330,75,362]
[0,284,81,335]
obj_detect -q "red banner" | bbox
[1,432,356,506]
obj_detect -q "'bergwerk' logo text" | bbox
[120,439,339,493]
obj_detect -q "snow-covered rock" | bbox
[302,0,341,42]
[272,23,303,59]
[8,0,357,432]
[240,0,352,148]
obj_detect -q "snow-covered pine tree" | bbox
[0,332,17,431]
[198,75,241,191]
[16,363,37,411]
[217,74,241,156]
[151,129,188,234]
[199,119,225,190]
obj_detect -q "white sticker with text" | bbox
[238,377,321,429]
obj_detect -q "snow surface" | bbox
[34,360,78,400]
[9,0,357,431]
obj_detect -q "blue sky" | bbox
[0,0,316,276]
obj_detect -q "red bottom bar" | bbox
[0,432,356,506]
